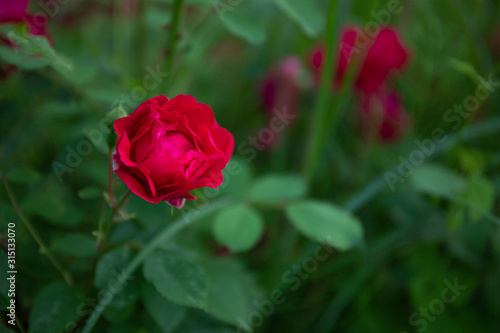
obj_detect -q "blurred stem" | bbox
[1,175,74,286]
[97,190,132,251]
[108,190,132,226]
[81,198,235,333]
[107,147,115,208]
[112,0,123,71]
[15,316,27,333]
[164,0,184,91]
[344,116,500,213]
[302,0,339,181]
[136,0,146,78]
[113,190,132,214]
[95,199,107,251]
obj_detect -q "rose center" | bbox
[158,131,195,160]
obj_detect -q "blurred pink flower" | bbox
[0,0,51,41]
[309,26,411,142]
[23,14,50,38]
[0,0,52,79]
[0,0,29,22]
[260,56,301,115]
[259,56,302,147]
[310,27,409,94]
[360,90,411,143]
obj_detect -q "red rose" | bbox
[113,95,234,208]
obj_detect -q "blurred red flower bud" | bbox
[309,26,411,142]
[258,56,302,147]
[360,90,411,143]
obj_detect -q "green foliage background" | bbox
[1,0,500,332]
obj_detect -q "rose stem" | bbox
[164,0,185,91]
[107,147,115,208]
[301,0,340,181]
[97,190,132,251]
[15,316,27,333]
[107,190,132,229]
[1,175,74,286]
[95,199,107,251]
[81,198,235,333]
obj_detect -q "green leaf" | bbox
[248,174,307,204]
[0,45,50,69]
[143,248,208,309]
[105,104,129,128]
[94,248,142,318]
[213,204,264,253]
[20,181,83,227]
[95,247,133,288]
[107,315,165,333]
[104,301,137,324]
[174,311,238,333]
[6,166,42,184]
[201,257,262,332]
[218,2,267,44]
[286,200,364,251]
[0,26,77,82]
[447,57,484,86]
[142,283,187,333]
[52,233,96,258]
[78,186,102,200]
[461,174,496,222]
[411,164,467,198]
[274,0,325,37]
[153,0,215,3]
[21,191,65,221]
[219,157,253,197]
[0,326,15,333]
[29,283,82,333]
[108,221,140,245]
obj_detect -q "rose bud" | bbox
[260,56,302,115]
[359,90,411,143]
[353,28,409,94]
[113,95,234,209]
